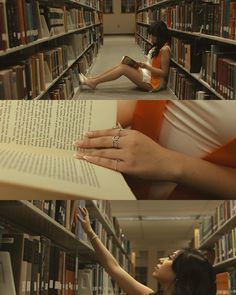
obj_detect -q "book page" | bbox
[0,101,135,200]
[0,100,113,150]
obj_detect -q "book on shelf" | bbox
[199,200,236,245]
[201,48,236,100]
[0,252,16,295]
[137,0,236,40]
[0,100,135,200]
[216,271,236,295]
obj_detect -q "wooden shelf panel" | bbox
[136,22,236,45]
[137,0,173,12]
[0,23,102,58]
[200,214,236,249]
[214,257,236,272]
[34,42,95,100]
[170,58,225,100]
[0,201,96,261]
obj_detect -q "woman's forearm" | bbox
[87,230,120,270]
[169,151,236,198]
[146,65,167,77]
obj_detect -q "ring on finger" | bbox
[114,159,121,171]
[112,135,120,149]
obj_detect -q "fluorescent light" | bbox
[116,215,211,221]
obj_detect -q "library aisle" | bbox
[1,200,236,295]
[76,35,176,100]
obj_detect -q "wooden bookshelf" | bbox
[170,59,225,100]
[137,0,173,12]
[135,0,236,100]
[214,257,236,271]
[0,0,103,100]
[35,42,95,100]
[87,200,131,262]
[0,200,95,260]
[200,213,236,249]
[0,24,101,58]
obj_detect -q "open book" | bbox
[121,56,140,69]
[0,101,135,200]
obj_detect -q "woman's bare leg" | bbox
[82,64,153,91]
[88,64,120,79]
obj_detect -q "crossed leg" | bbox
[82,64,153,91]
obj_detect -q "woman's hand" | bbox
[77,207,93,234]
[138,62,149,69]
[73,128,182,182]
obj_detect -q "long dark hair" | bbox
[148,21,170,58]
[172,249,216,295]
[150,249,216,295]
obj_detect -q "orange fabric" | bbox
[150,44,168,88]
[131,100,236,200]
[151,54,161,89]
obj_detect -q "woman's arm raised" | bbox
[78,207,154,295]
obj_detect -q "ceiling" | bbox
[110,200,222,255]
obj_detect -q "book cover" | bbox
[121,56,140,69]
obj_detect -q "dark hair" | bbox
[172,249,216,295]
[148,21,170,58]
[150,249,216,295]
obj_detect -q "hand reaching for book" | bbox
[77,207,93,234]
[73,128,181,182]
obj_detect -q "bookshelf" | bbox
[0,0,104,100]
[197,201,236,294]
[199,201,236,271]
[135,0,236,100]
[0,200,132,295]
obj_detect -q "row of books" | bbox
[136,1,236,40]
[216,270,236,295]
[214,227,236,264]
[0,233,79,295]
[171,37,202,73]
[168,66,217,100]
[201,45,236,100]
[136,0,160,10]
[136,35,151,54]
[200,201,236,244]
[29,200,131,265]
[0,32,99,99]
[78,0,102,10]
[0,231,121,295]
[0,0,102,51]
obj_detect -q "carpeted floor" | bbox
[75,35,176,100]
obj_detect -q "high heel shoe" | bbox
[79,73,96,89]
[78,74,85,84]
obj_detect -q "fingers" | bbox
[74,149,123,160]
[74,136,124,149]
[80,156,125,172]
[82,128,127,139]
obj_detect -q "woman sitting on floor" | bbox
[79,21,171,92]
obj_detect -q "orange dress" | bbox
[142,44,170,91]
[130,100,236,199]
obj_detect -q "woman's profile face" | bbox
[152,253,177,283]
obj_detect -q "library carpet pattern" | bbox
[76,35,175,100]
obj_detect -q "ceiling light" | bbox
[116,215,211,221]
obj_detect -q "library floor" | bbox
[76,35,176,100]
